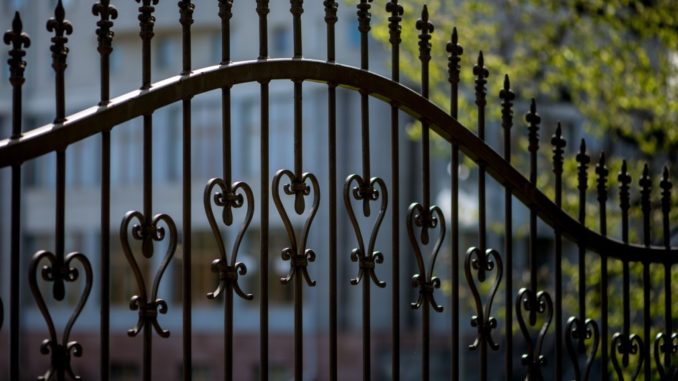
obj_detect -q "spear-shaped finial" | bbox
[357,0,373,34]
[4,12,30,86]
[324,0,338,25]
[136,0,159,41]
[4,12,30,139]
[660,167,672,216]
[619,160,631,213]
[660,166,672,247]
[92,0,118,56]
[220,0,235,21]
[47,0,73,124]
[446,27,463,85]
[473,51,489,108]
[640,163,652,215]
[499,74,515,133]
[416,5,433,64]
[386,0,403,46]
[596,153,609,204]
[47,0,73,71]
[179,0,194,28]
[527,98,541,157]
[576,139,590,193]
[551,123,566,178]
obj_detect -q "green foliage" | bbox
[370,0,678,377]
[372,0,678,159]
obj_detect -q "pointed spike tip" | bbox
[503,74,510,89]
[663,166,670,178]
[422,4,428,17]
[643,163,650,176]
[478,50,484,65]
[530,98,536,113]
[555,122,562,136]
[452,27,458,43]
[599,152,606,164]
[579,139,586,153]
[622,160,628,172]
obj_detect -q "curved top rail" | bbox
[0,58,674,261]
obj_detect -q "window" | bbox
[271,26,291,57]
[111,362,139,381]
[173,231,223,305]
[110,232,150,306]
[156,36,177,71]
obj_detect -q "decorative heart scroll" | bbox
[272,169,320,287]
[465,247,503,351]
[611,332,644,380]
[120,211,177,338]
[565,317,600,381]
[204,178,254,300]
[655,332,678,380]
[29,250,93,380]
[344,174,387,287]
[516,288,553,381]
[407,203,445,312]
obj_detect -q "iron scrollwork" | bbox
[611,333,644,380]
[407,203,445,312]
[204,178,254,300]
[120,211,177,338]
[516,288,553,381]
[29,250,93,380]
[465,247,502,351]
[655,332,678,380]
[565,317,600,381]
[344,175,387,287]
[272,169,320,286]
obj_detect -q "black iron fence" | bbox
[1,0,677,380]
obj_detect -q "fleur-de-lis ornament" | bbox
[4,12,30,102]
[92,0,117,56]
[386,0,403,46]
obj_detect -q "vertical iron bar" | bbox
[416,8,433,380]
[179,2,194,379]
[576,141,589,329]
[501,74,515,381]
[619,161,631,338]
[357,2,373,378]
[447,27,462,381]
[660,167,672,375]
[473,51,489,381]
[47,1,72,305]
[93,2,116,379]
[101,129,111,381]
[640,165,652,380]
[526,99,541,324]
[324,2,338,380]
[218,2,234,380]
[46,0,72,302]
[596,153,609,380]
[259,80,270,380]
[4,12,30,381]
[290,3,304,380]
[144,318,152,381]
[10,163,20,381]
[137,3,156,379]
[291,0,302,59]
[256,1,270,379]
[387,1,403,379]
[423,300,430,381]
[473,52,488,254]
[552,124,565,381]
[225,282,234,381]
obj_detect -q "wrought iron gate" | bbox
[0,0,676,380]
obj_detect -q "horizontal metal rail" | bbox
[1,58,675,263]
